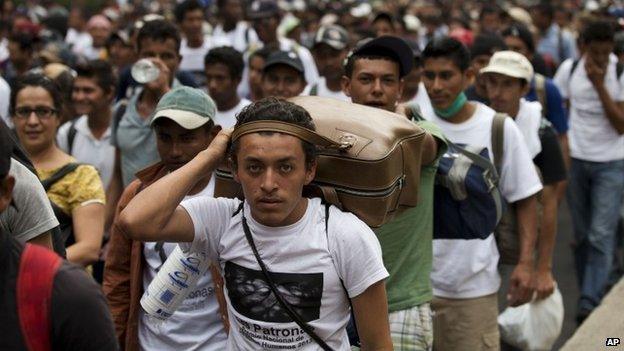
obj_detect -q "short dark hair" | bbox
[137,19,181,53]
[204,46,245,81]
[74,59,117,94]
[10,73,63,117]
[480,4,502,18]
[532,3,554,20]
[344,54,400,78]
[469,33,507,60]
[502,24,535,53]
[422,37,471,72]
[174,0,204,23]
[249,46,273,64]
[8,32,37,53]
[581,20,615,44]
[230,98,317,169]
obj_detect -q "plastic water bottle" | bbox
[131,58,160,84]
[140,245,210,320]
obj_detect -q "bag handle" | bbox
[232,121,350,151]
[240,206,333,351]
[41,163,83,191]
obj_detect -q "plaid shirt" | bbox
[103,163,229,351]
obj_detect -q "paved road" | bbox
[552,200,579,350]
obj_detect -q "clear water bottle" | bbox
[140,245,210,320]
[131,58,160,84]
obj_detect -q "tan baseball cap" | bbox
[480,50,534,83]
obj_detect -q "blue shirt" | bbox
[536,24,577,67]
[526,77,569,135]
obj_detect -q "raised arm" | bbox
[117,129,231,242]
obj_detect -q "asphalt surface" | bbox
[552,200,579,350]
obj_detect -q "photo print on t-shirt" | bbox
[224,261,323,323]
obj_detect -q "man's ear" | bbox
[304,159,317,185]
[521,81,531,96]
[341,75,351,97]
[230,158,241,184]
[464,67,476,89]
[0,176,15,213]
[210,124,222,139]
[397,78,405,103]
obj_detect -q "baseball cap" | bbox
[151,87,216,129]
[350,36,414,77]
[248,0,280,20]
[480,50,534,83]
[313,25,349,50]
[263,50,305,74]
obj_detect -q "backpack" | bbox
[431,113,506,240]
[214,96,428,228]
[41,163,85,248]
[17,243,63,351]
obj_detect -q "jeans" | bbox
[567,158,624,313]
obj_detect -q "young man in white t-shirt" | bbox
[211,0,259,53]
[104,87,228,350]
[308,25,350,101]
[175,0,213,87]
[482,50,568,303]
[204,46,251,128]
[553,20,624,322]
[421,37,542,350]
[118,98,392,350]
[57,60,117,189]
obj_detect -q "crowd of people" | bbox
[1,0,624,350]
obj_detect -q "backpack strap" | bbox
[617,61,624,79]
[41,163,83,191]
[570,59,580,79]
[17,244,63,351]
[112,100,128,143]
[309,84,318,96]
[491,113,507,176]
[534,74,547,118]
[66,119,78,156]
[557,27,565,65]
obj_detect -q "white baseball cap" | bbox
[480,50,534,83]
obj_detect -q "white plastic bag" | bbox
[498,286,564,351]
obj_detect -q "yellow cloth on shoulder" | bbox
[37,160,106,215]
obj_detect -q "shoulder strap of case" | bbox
[17,244,63,351]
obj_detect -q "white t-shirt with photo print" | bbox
[180,197,388,350]
[138,176,227,350]
[423,102,543,299]
[554,54,624,162]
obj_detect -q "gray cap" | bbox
[151,87,216,129]
[263,50,305,74]
[313,25,349,51]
